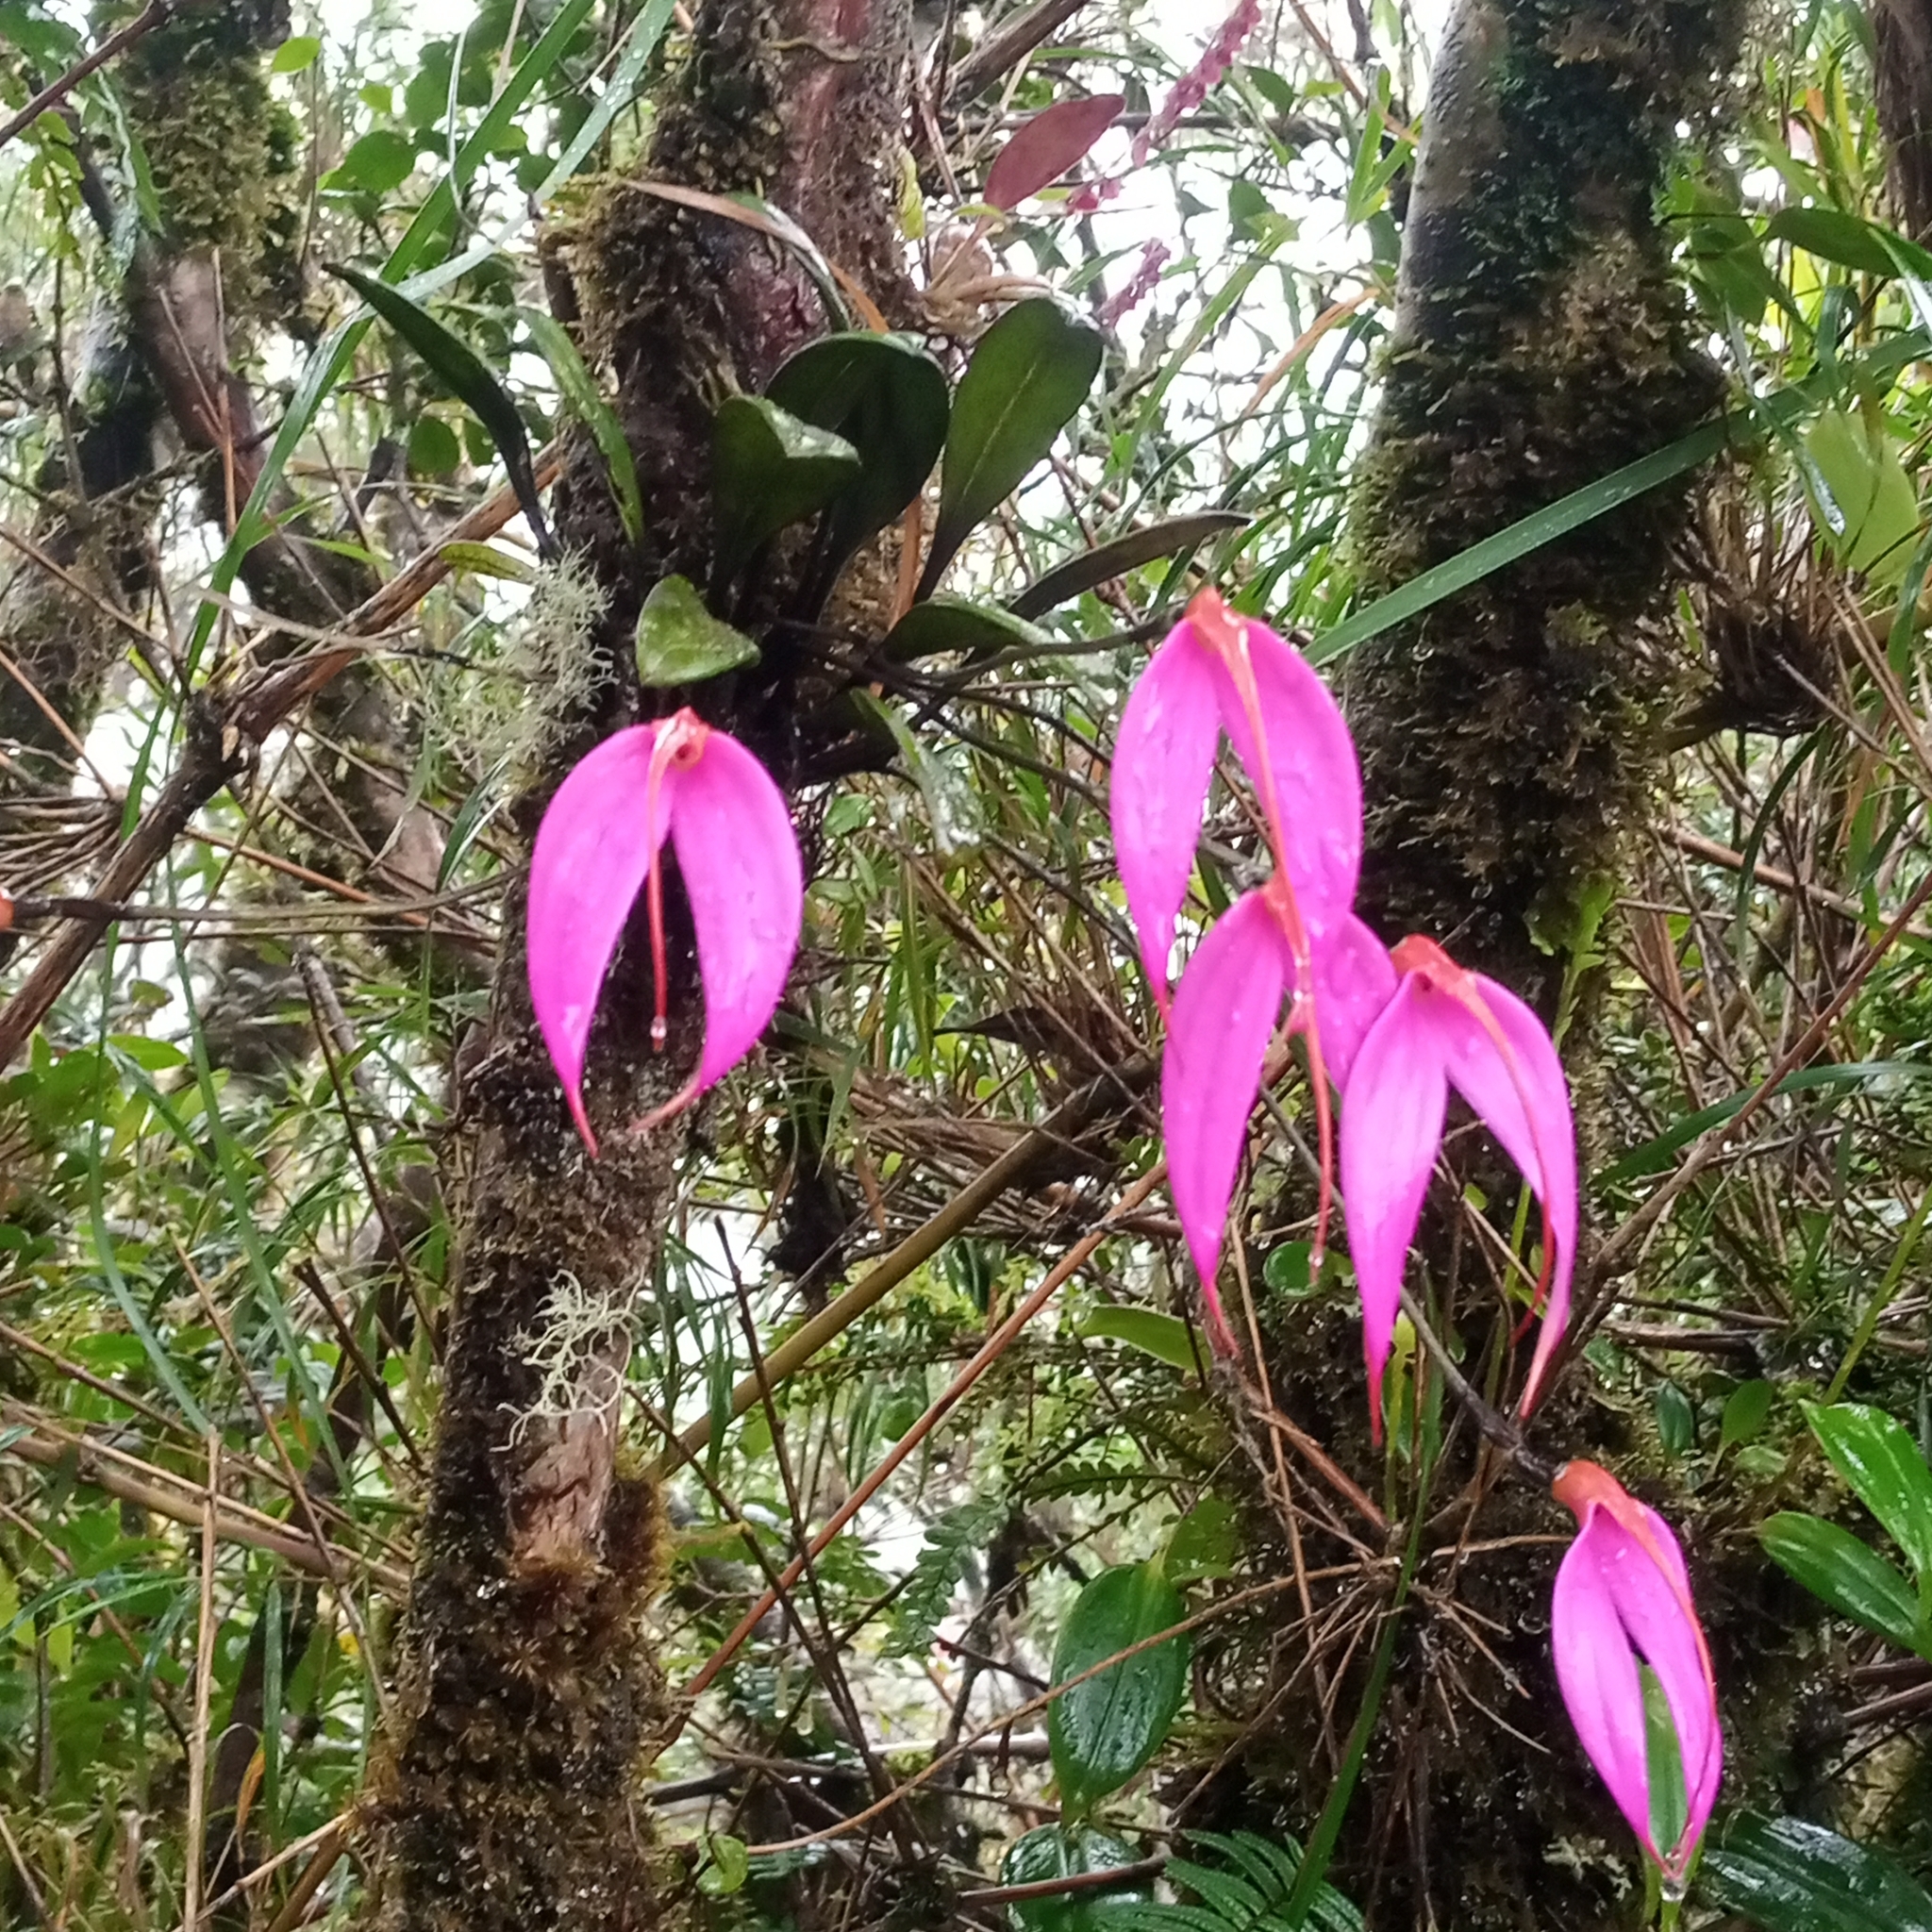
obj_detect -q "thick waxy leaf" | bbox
[634,575,760,688]
[766,331,949,588]
[1803,1402,1932,1588]
[522,306,642,547]
[1759,1511,1929,1657]
[1048,1561,1190,1820]
[880,594,1048,661]
[983,93,1124,209]
[330,262,553,555]
[1767,205,1932,280]
[998,1824,1149,1932]
[1009,511,1251,619]
[1701,1813,1932,1932]
[919,298,1105,596]
[710,393,861,587]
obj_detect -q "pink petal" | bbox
[1553,1514,1654,1858]
[665,729,804,1105]
[526,724,671,1154]
[1408,975,1577,1411]
[1339,977,1447,1429]
[1163,891,1293,1344]
[1208,617,1362,937]
[1307,913,1398,1089]
[1112,626,1223,1008]
[1591,1505,1724,1870]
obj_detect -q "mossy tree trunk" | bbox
[361,7,912,1929]
[1349,0,1744,993]
[1305,4,1748,1924]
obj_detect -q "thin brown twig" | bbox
[0,0,173,152]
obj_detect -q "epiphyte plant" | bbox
[1109,588,1574,1430]
[1552,1459,1724,1890]
[527,706,803,1154]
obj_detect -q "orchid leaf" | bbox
[919,298,1104,597]
[330,262,553,556]
[1758,1512,1928,1658]
[1009,510,1251,618]
[1047,1561,1189,1820]
[634,576,761,688]
[521,306,642,548]
[880,595,1047,661]
[710,393,861,588]
[999,1824,1148,1931]
[766,331,949,590]
[1701,1813,1932,1932]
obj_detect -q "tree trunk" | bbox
[361,7,912,1927]
[1874,0,1932,239]
[1315,3,1748,1924]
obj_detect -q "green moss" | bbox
[1346,0,1749,993]
[114,0,302,327]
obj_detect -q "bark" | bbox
[361,7,913,1928]
[1874,0,1932,239]
[1348,0,1744,995]
[1305,4,1750,1924]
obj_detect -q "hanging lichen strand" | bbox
[1345,0,1751,997]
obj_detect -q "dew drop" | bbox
[650,1017,667,1050]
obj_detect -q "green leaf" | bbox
[1721,1379,1775,1453]
[1768,206,1932,280]
[1700,1812,1932,1932]
[710,393,861,587]
[1048,1561,1190,1819]
[271,34,321,74]
[1803,1402,1932,1587]
[1076,1307,1198,1373]
[882,595,1050,662]
[521,308,642,548]
[1804,408,1922,584]
[408,413,461,475]
[1656,1381,1696,1457]
[438,540,537,584]
[329,263,553,556]
[633,575,760,687]
[884,1494,1008,1657]
[1759,1512,1928,1657]
[1001,1824,1149,1932]
[920,299,1105,596]
[1163,1499,1239,1584]
[1008,511,1250,619]
[698,1833,749,1897]
[766,331,949,589]
[331,128,419,196]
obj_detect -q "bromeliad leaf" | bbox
[766,331,949,593]
[919,298,1105,597]
[330,262,554,556]
[634,576,761,688]
[1047,1561,1189,1820]
[710,394,861,589]
[521,307,643,548]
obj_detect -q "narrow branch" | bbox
[0,0,173,153]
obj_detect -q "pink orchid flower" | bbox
[527,708,802,1155]
[1165,905,1392,1348]
[1111,588,1361,1014]
[1551,1460,1723,1885]
[1339,936,1575,1432]
[1112,588,1362,1344]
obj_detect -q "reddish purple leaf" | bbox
[984,94,1125,211]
